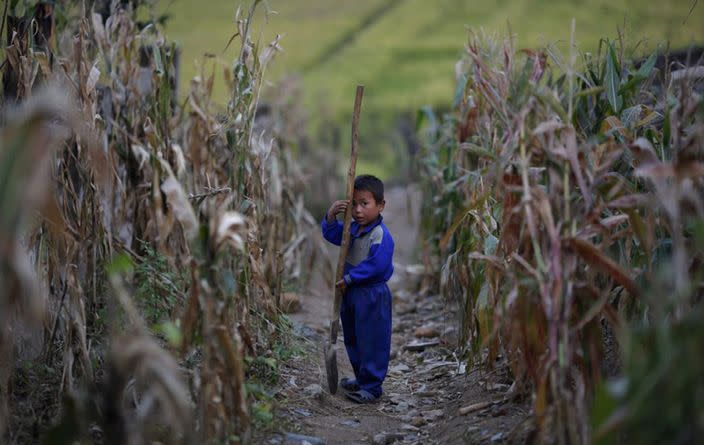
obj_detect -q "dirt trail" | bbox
[263,186,529,445]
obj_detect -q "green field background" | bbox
[156,0,704,176]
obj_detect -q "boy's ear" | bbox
[378,199,386,211]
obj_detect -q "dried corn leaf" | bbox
[606,194,650,209]
[213,211,247,252]
[567,238,640,299]
[161,176,198,241]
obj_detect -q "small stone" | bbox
[414,325,440,338]
[394,401,410,413]
[294,324,317,339]
[491,405,507,417]
[416,390,438,398]
[389,363,411,374]
[411,416,426,427]
[491,432,504,442]
[401,423,420,431]
[422,409,444,422]
[372,432,405,445]
[396,304,417,316]
[429,369,450,380]
[280,292,302,313]
[485,382,510,391]
[395,289,412,300]
[372,434,386,445]
[387,392,402,403]
[303,384,323,399]
[339,418,360,428]
[284,433,326,445]
[293,408,312,417]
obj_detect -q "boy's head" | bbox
[352,175,385,227]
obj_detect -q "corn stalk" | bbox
[419,31,704,443]
[2,1,318,443]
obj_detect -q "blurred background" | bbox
[153,0,704,178]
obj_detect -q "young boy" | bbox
[321,175,394,404]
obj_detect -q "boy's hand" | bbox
[335,279,346,292]
[327,200,350,222]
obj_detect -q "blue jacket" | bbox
[321,215,394,286]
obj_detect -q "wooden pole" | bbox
[331,85,364,338]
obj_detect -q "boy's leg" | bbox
[352,284,392,398]
[340,290,360,378]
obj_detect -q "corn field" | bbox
[1,1,321,443]
[418,29,704,444]
[2,1,703,444]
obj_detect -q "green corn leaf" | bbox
[663,106,671,155]
[459,142,497,160]
[153,43,164,76]
[106,253,135,276]
[618,74,646,97]
[605,42,623,113]
[636,52,657,78]
[576,86,605,97]
[534,87,569,123]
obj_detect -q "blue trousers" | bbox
[340,283,392,398]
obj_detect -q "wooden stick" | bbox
[458,399,502,416]
[331,85,364,339]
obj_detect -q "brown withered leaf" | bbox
[161,176,198,241]
[439,191,490,251]
[599,214,629,229]
[111,335,191,437]
[636,161,704,179]
[212,211,247,252]
[567,238,640,299]
[629,137,659,165]
[564,127,593,208]
[180,262,200,353]
[606,193,651,209]
[91,13,107,47]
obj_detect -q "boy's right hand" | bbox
[327,200,350,222]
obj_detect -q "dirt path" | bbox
[263,186,529,445]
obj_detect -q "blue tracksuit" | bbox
[321,215,394,397]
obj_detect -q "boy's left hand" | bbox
[335,279,346,292]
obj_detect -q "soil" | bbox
[259,187,531,445]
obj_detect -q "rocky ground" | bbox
[256,187,532,445]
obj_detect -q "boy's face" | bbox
[352,189,384,227]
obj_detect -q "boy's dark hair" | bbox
[354,175,384,202]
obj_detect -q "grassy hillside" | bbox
[156,0,703,175]
[160,0,703,110]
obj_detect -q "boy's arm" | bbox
[321,216,343,246]
[344,229,394,285]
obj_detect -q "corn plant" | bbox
[418,29,704,444]
[2,1,318,443]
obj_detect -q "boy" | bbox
[321,175,394,404]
